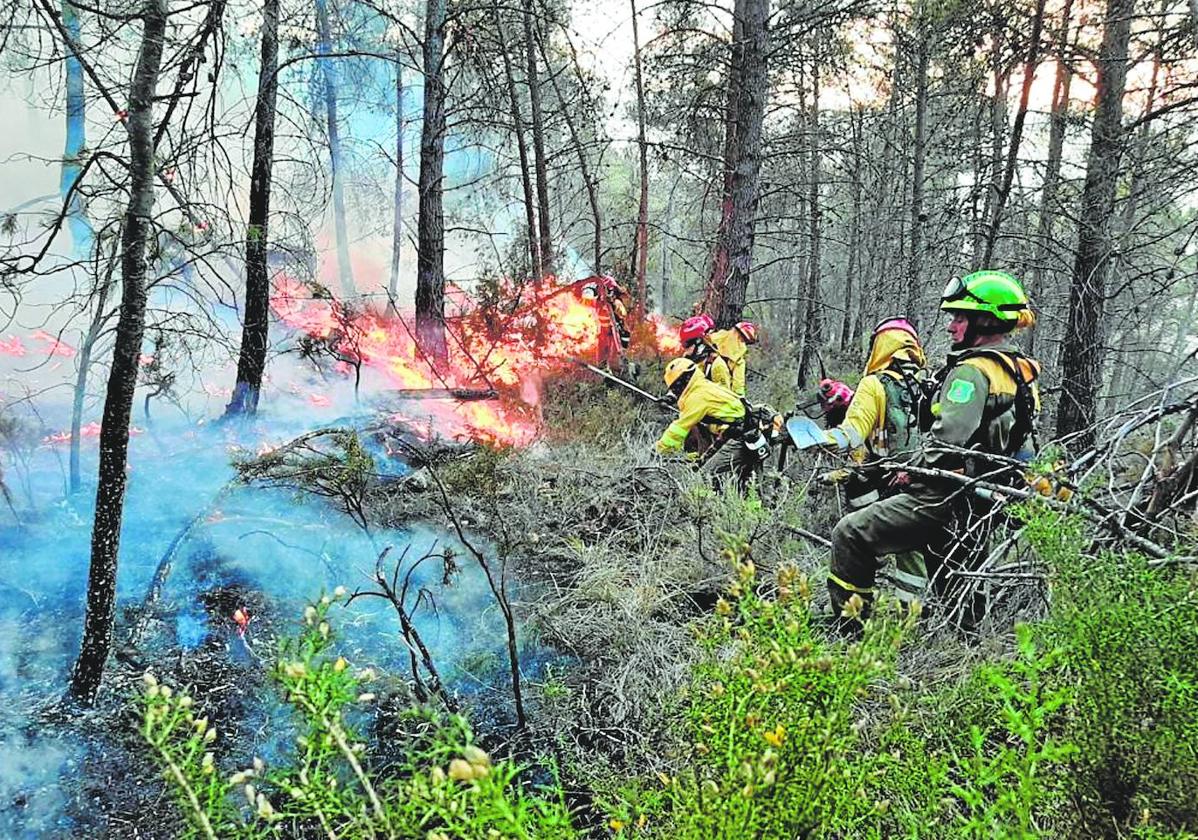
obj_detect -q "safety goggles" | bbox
[941,276,989,306]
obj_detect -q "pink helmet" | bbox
[872,317,917,340]
[818,378,854,410]
[680,314,714,345]
[735,321,759,344]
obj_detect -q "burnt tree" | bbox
[706,0,770,327]
[416,0,449,366]
[228,0,281,416]
[68,0,168,705]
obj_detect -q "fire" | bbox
[41,422,144,446]
[0,336,26,356]
[30,330,76,358]
[270,275,681,446]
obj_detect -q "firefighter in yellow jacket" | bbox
[822,317,930,606]
[708,321,758,397]
[827,271,1041,631]
[656,357,767,486]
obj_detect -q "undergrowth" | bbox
[139,591,575,839]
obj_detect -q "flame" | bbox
[0,336,26,357]
[30,330,76,358]
[270,275,681,446]
[41,422,144,446]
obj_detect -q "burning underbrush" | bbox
[270,274,679,447]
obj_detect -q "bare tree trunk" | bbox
[495,2,540,279]
[976,31,1007,269]
[1055,0,1136,447]
[707,7,745,306]
[841,107,863,350]
[228,0,280,417]
[389,59,404,300]
[535,27,601,277]
[1027,0,1075,357]
[60,0,91,256]
[522,0,552,275]
[68,0,166,706]
[982,0,1047,264]
[908,13,929,323]
[315,0,356,297]
[70,268,113,495]
[798,58,823,389]
[630,0,650,317]
[416,0,448,366]
[708,0,769,327]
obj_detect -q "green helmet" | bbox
[940,270,1029,322]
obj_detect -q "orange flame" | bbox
[270,275,681,446]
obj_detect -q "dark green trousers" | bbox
[828,489,988,627]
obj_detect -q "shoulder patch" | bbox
[945,378,977,404]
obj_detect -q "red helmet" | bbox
[735,321,759,344]
[680,314,713,345]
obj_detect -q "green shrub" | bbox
[612,541,916,838]
[138,591,576,839]
[1023,504,1198,835]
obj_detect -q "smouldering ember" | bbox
[270,276,680,445]
[30,330,76,358]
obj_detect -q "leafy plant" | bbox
[138,591,577,839]
[616,539,916,837]
[950,623,1076,839]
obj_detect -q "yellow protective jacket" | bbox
[710,329,749,396]
[825,328,927,457]
[686,347,734,391]
[656,375,746,454]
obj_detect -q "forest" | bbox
[0,0,1197,836]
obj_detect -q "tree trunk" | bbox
[841,106,863,349]
[60,0,91,256]
[315,0,356,297]
[228,0,280,417]
[708,0,769,327]
[68,0,166,706]
[1027,0,1075,357]
[535,26,601,277]
[798,58,823,389]
[630,0,650,317]
[522,0,552,276]
[389,59,404,301]
[70,268,113,495]
[982,0,1047,264]
[706,6,745,306]
[976,30,1007,269]
[497,2,539,280]
[416,0,449,366]
[908,13,929,323]
[1055,0,1136,447]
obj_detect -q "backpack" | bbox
[876,362,931,456]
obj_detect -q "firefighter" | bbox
[603,276,632,350]
[821,317,930,607]
[708,321,758,397]
[679,314,734,391]
[656,357,769,487]
[827,271,1041,631]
